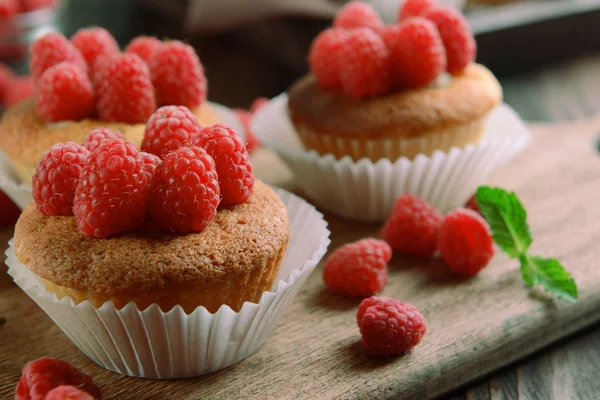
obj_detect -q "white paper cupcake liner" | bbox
[6,188,330,379]
[252,93,531,222]
[0,102,248,210]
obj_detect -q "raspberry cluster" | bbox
[32,107,253,237]
[29,29,208,123]
[309,0,475,95]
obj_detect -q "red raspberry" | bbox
[90,53,111,87]
[74,139,149,237]
[15,357,101,400]
[3,76,33,106]
[249,97,268,114]
[0,0,18,18]
[141,105,203,158]
[149,145,220,233]
[384,17,446,88]
[0,190,20,226]
[425,7,476,74]
[233,109,260,153]
[45,385,95,400]
[149,40,206,108]
[381,194,443,257]
[398,0,436,21]
[333,1,384,33]
[308,28,347,91]
[322,238,391,297]
[19,0,57,12]
[358,297,427,356]
[125,36,162,63]
[0,63,14,100]
[96,53,156,123]
[465,194,481,215]
[438,208,494,276]
[82,127,124,152]
[71,27,119,70]
[356,295,392,326]
[29,32,86,83]
[32,142,89,216]
[190,124,254,208]
[35,62,95,122]
[338,28,391,97]
[139,151,161,183]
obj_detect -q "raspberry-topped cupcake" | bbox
[287,0,502,161]
[0,29,220,185]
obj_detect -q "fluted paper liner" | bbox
[252,93,531,222]
[6,188,330,379]
[0,102,248,210]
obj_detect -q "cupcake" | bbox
[287,2,502,162]
[0,29,220,185]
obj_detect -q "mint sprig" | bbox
[475,186,578,303]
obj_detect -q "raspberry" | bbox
[139,151,161,183]
[74,139,149,237]
[19,0,57,12]
[125,36,162,63]
[35,62,95,122]
[3,76,33,106]
[249,97,268,114]
[71,27,119,70]
[308,28,347,91]
[149,40,206,108]
[141,105,203,158]
[96,53,156,123]
[82,127,124,152]
[32,142,89,216]
[338,28,391,97]
[29,32,86,83]
[0,0,18,18]
[398,0,436,21]
[0,63,14,100]
[384,18,446,88]
[381,194,443,257]
[358,297,427,356]
[425,7,476,74]
[0,190,20,226]
[45,385,95,400]
[233,109,260,153]
[333,1,384,33]
[322,238,391,297]
[465,194,481,215]
[14,357,101,400]
[149,145,220,233]
[356,295,392,326]
[190,124,254,207]
[437,208,494,276]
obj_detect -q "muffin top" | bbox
[288,63,502,139]
[14,180,289,295]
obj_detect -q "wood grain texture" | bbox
[2,118,600,399]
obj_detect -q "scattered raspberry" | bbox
[438,208,494,276]
[398,0,436,21]
[32,142,89,216]
[3,76,33,106]
[425,7,476,74]
[0,0,18,18]
[82,127,124,152]
[356,295,392,326]
[233,109,260,153]
[15,357,101,400]
[74,139,149,237]
[249,97,268,114]
[0,190,20,226]
[0,63,14,100]
[29,32,86,82]
[358,297,427,356]
[36,62,95,122]
[96,53,156,123]
[141,105,203,158]
[322,238,391,297]
[338,28,391,97]
[19,0,57,12]
[308,28,347,91]
[45,385,95,400]
[333,1,383,34]
[139,151,160,184]
[384,17,446,88]
[149,145,220,233]
[465,194,481,215]
[149,40,206,108]
[381,193,443,256]
[190,124,254,208]
[125,36,162,63]
[71,27,119,70]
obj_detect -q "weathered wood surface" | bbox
[2,117,600,400]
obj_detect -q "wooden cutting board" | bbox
[2,117,600,400]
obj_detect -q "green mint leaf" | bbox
[519,255,578,303]
[475,186,532,258]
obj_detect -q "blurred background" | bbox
[2,0,600,121]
